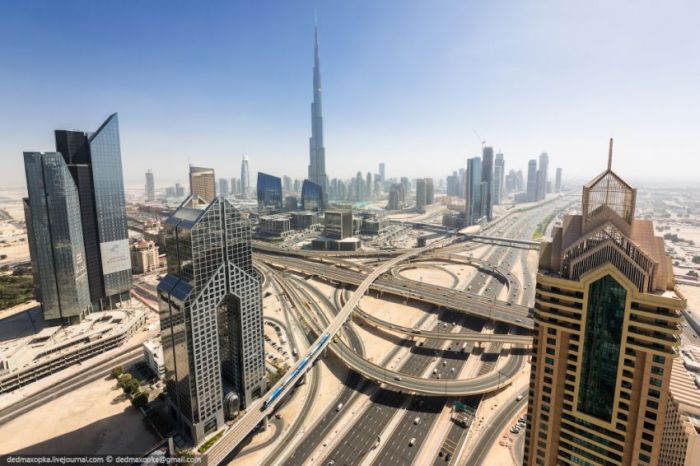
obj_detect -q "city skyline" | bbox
[2,1,700,189]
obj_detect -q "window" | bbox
[578,275,626,422]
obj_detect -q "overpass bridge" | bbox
[462,234,541,250]
[256,254,534,330]
[205,237,456,465]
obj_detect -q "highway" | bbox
[258,254,534,329]
[462,387,528,466]
[206,237,455,466]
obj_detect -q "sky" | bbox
[1,0,699,190]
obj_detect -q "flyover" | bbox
[463,234,541,250]
[206,237,455,466]
[256,254,535,330]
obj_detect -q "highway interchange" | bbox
[215,196,576,466]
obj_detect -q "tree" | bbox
[132,392,149,408]
[687,270,699,278]
[126,379,140,395]
[111,366,123,379]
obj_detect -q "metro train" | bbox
[261,333,330,410]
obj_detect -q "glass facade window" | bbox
[256,172,283,214]
[578,274,626,422]
[301,179,324,212]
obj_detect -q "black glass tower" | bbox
[301,179,324,212]
[256,172,283,214]
[54,114,132,310]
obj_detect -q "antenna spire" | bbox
[607,138,613,170]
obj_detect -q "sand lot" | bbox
[0,375,159,455]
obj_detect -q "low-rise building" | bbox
[324,210,353,239]
[291,211,320,230]
[259,214,292,237]
[143,339,166,379]
[131,240,159,274]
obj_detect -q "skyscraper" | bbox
[425,178,435,205]
[218,178,229,198]
[481,146,494,220]
[145,169,155,201]
[301,179,324,212]
[465,157,482,225]
[526,159,538,202]
[158,195,266,443]
[416,179,427,212]
[283,175,293,193]
[308,24,328,207]
[555,167,563,193]
[189,166,216,203]
[379,163,386,183]
[366,172,372,199]
[524,141,685,466]
[257,172,283,214]
[536,151,549,201]
[494,152,505,205]
[24,152,91,325]
[240,154,250,199]
[54,114,132,311]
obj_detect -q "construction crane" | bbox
[472,129,486,150]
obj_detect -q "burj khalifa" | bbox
[308,24,328,207]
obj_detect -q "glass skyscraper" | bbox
[256,172,283,214]
[158,196,265,443]
[25,114,131,315]
[464,156,482,225]
[301,179,324,212]
[23,152,92,325]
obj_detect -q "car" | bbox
[336,403,343,412]
[409,438,416,447]
[516,394,524,401]
[414,417,420,425]
[394,375,402,381]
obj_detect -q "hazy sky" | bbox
[1,0,699,190]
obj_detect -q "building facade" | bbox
[324,210,353,240]
[53,114,132,312]
[145,169,155,201]
[416,179,427,212]
[465,157,483,226]
[257,172,283,214]
[524,143,686,466]
[131,240,159,274]
[189,166,216,203]
[158,196,265,443]
[23,152,92,325]
[308,25,328,207]
[526,159,538,202]
[481,146,494,220]
[240,154,250,199]
[301,179,324,212]
[556,167,563,193]
[536,151,549,201]
[494,152,505,205]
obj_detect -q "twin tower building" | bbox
[23,114,265,443]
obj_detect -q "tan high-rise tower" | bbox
[189,165,216,203]
[524,140,686,466]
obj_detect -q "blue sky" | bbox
[1,0,699,189]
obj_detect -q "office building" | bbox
[131,240,159,274]
[291,211,319,230]
[324,210,353,240]
[230,178,239,197]
[379,163,385,182]
[494,152,505,205]
[283,175,292,193]
[308,24,328,207]
[218,178,229,198]
[158,195,265,443]
[366,172,372,199]
[143,339,166,380]
[536,151,549,201]
[387,183,405,210]
[240,154,250,198]
[426,178,435,205]
[257,172,283,214]
[259,214,292,237]
[175,183,185,197]
[145,169,155,201]
[53,113,132,311]
[400,177,411,198]
[23,152,92,325]
[416,179,427,212]
[465,157,483,226]
[302,179,324,212]
[555,167,563,193]
[524,141,685,466]
[526,159,538,202]
[189,166,216,203]
[481,146,494,220]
